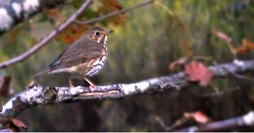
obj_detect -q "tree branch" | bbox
[0,59,254,129]
[74,0,155,25]
[0,0,93,69]
[175,111,254,132]
[0,0,64,36]
[0,0,154,69]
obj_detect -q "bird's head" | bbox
[85,27,113,44]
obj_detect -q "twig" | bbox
[74,0,155,25]
[155,117,172,131]
[191,87,240,98]
[214,59,254,82]
[0,0,93,69]
[194,56,254,81]
[175,111,254,132]
[154,0,174,16]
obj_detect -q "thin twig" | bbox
[74,0,155,25]
[213,59,254,82]
[175,111,254,132]
[0,0,93,69]
[155,116,173,131]
[191,87,240,98]
[194,56,254,82]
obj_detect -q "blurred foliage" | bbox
[0,0,254,131]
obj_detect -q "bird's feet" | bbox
[88,84,95,92]
[83,77,96,92]
[68,76,96,92]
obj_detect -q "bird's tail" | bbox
[34,68,53,79]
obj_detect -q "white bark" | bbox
[0,59,254,129]
[0,0,64,35]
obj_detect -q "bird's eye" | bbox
[95,32,100,36]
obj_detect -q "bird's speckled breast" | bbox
[76,45,107,77]
[85,55,107,76]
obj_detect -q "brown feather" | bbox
[49,37,105,69]
[34,68,54,78]
[34,26,109,79]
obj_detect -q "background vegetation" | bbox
[0,0,254,131]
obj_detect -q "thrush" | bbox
[34,27,113,89]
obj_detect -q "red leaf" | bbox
[184,61,214,86]
[215,31,232,43]
[200,69,214,86]
[10,118,27,129]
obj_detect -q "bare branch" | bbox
[0,59,254,129]
[0,0,154,69]
[175,111,254,132]
[219,60,254,81]
[74,0,155,25]
[0,0,93,69]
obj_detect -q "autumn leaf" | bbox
[215,31,254,55]
[169,53,192,71]
[10,118,27,129]
[169,56,189,71]
[233,39,254,54]
[184,61,214,86]
[55,24,90,44]
[215,31,232,43]
[184,111,211,124]
[4,118,27,132]
[43,8,65,24]
[56,0,125,44]
[97,0,126,26]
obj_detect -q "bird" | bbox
[34,26,113,89]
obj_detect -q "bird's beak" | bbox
[107,30,114,34]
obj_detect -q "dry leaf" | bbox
[215,31,232,43]
[184,111,211,124]
[10,118,27,129]
[169,53,192,71]
[43,8,65,24]
[215,31,254,55]
[4,118,27,132]
[98,0,126,26]
[184,61,214,86]
[234,39,254,54]
[56,24,90,44]
[57,0,125,44]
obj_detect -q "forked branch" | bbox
[0,0,154,69]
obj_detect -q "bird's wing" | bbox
[49,39,104,69]
[49,47,68,68]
